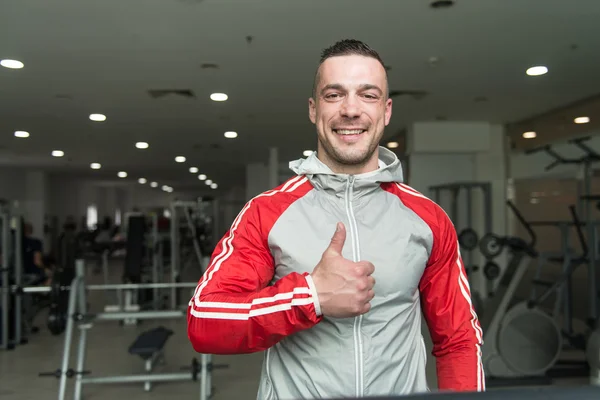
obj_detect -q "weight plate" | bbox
[479,233,503,258]
[458,228,479,251]
[484,261,501,280]
[465,265,479,277]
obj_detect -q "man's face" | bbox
[309,55,392,170]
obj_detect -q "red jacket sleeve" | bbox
[187,198,323,355]
[419,207,485,392]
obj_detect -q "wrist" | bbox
[305,274,322,317]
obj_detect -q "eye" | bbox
[325,93,341,100]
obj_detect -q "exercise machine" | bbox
[169,199,217,309]
[0,206,15,350]
[481,199,600,387]
[527,220,588,354]
[103,212,165,317]
[525,135,600,324]
[525,136,600,384]
[480,200,563,387]
[0,205,29,350]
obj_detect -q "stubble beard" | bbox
[318,129,380,167]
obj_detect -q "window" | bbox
[115,209,122,226]
[86,204,98,230]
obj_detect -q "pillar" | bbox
[245,162,269,201]
[246,147,280,201]
[22,170,46,239]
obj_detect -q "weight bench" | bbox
[128,326,173,391]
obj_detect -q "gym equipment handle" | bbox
[569,205,589,257]
[506,200,536,248]
[523,139,600,171]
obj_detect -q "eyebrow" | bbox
[320,83,383,96]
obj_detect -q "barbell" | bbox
[5,280,199,336]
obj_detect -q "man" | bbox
[187,39,484,399]
[23,222,52,285]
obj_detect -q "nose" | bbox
[340,95,361,119]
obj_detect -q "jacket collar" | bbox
[289,146,404,198]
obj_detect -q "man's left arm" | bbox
[419,207,485,392]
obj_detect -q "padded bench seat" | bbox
[129,326,173,360]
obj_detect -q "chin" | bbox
[331,146,376,166]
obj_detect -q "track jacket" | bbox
[187,146,484,399]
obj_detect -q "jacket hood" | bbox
[289,146,404,183]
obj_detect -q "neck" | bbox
[317,147,380,175]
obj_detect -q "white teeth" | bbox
[336,129,364,135]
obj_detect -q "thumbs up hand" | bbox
[310,222,376,318]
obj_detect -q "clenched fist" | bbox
[310,222,376,318]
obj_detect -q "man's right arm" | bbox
[187,199,323,355]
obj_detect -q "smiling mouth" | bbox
[333,129,367,135]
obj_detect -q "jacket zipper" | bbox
[344,176,363,397]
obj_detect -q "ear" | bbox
[384,98,392,126]
[308,97,317,124]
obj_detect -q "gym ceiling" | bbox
[1,0,599,194]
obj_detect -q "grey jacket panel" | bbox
[256,147,435,399]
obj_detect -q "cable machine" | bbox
[429,181,493,314]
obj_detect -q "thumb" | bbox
[326,222,346,256]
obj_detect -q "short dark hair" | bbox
[312,39,388,98]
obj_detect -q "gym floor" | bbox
[0,257,591,400]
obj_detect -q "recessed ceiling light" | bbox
[430,0,454,9]
[211,183,218,189]
[198,174,207,180]
[52,150,64,157]
[118,171,127,178]
[387,142,399,149]
[189,167,199,173]
[14,131,29,138]
[162,185,170,191]
[89,113,107,122]
[522,131,537,139]
[138,178,147,184]
[205,179,213,185]
[210,93,228,102]
[150,181,158,188]
[175,156,186,163]
[224,131,238,139]
[136,142,149,149]
[90,163,101,169]
[303,150,313,157]
[526,66,548,76]
[574,116,590,124]
[1,59,24,69]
